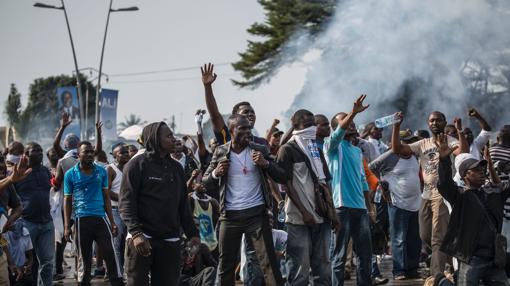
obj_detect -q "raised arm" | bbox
[266,119,280,143]
[436,134,460,203]
[53,113,72,158]
[453,117,468,155]
[328,95,369,152]
[0,156,31,192]
[391,112,414,156]
[95,121,103,155]
[201,63,225,133]
[484,143,501,185]
[469,108,492,132]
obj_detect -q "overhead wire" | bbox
[108,62,232,77]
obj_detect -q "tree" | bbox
[119,114,145,130]
[6,74,96,141]
[4,84,22,141]
[232,0,335,88]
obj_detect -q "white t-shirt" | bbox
[368,137,389,158]
[225,148,265,211]
[384,157,421,211]
[109,163,123,207]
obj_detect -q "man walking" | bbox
[106,143,130,275]
[63,141,123,285]
[203,114,284,286]
[391,111,467,277]
[272,109,337,286]
[120,122,200,286]
[13,142,55,286]
[325,95,374,286]
[369,130,422,280]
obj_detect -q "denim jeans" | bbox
[332,207,372,286]
[458,256,508,286]
[388,205,421,276]
[286,223,331,286]
[112,207,127,274]
[23,220,55,286]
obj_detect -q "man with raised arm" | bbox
[391,111,467,278]
[201,63,268,146]
[325,95,375,286]
[202,114,284,286]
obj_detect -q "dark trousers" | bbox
[332,207,373,286]
[458,256,508,286]
[75,216,123,286]
[125,238,181,286]
[218,206,283,286]
[55,239,67,274]
[388,205,421,276]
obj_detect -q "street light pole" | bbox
[34,1,85,139]
[95,1,138,140]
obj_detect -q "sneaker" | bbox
[394,274,407,280]
[94,267,106,277]
[373,276,389,285]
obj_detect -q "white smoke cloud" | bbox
[285,0,510,130]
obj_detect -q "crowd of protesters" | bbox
[0,62,510,286]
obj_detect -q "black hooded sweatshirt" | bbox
[119,122,198,239]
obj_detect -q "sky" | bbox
[0,0,307,136]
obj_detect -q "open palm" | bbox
[201,63,217,85]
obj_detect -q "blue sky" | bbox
[0,0,306,135]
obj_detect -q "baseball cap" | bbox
[455,153,487,178]
[399,130,418,142]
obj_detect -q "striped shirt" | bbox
[490,144,510,219]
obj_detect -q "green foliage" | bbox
[232,0,335,88]
[4,84,22,126]
[6,74,96,141]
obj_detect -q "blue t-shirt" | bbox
[64,163,108,218]
[324,127,370,209]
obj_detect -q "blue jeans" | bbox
[23,220,55,286]
[458,256,508,286]
[388,205,421,276]
[112,207,126,274]
[332,207,372,286]
[286,223,331,286]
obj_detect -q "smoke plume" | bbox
[285,0,510,131]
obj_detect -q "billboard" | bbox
[100,89,119,141]
[56,87,81,138]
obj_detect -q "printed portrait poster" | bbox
[100,89,119,141]
[56,87,81,138]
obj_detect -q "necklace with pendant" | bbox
[234,149,249,175]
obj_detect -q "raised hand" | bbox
[352,94,369,114]
[201,63,217,86]
[435,133,458,159]
[9,156,32,183]
[96,121,103,133]
[394,112,404,126]
[453,117,462,131]
[61,112,72,128]
[468,108,481,118]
